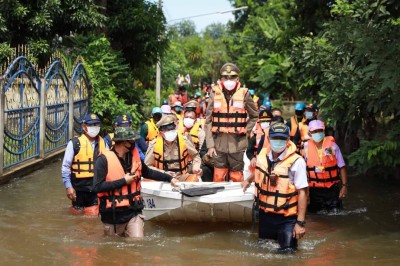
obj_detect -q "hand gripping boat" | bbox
[141,182,255,223]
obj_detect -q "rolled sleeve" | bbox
[204,92,215,149]
[61,141,75,189]
[289,157,309,190]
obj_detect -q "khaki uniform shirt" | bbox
[204,84,259,153]
[145,135,201,178]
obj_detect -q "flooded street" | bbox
[1,159,400,265]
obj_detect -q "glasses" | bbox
[221,75,238,80]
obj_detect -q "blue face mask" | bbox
[174,107,181,113]
[311,132,325,143]
[270,139,287,153]
[305,111,313,120]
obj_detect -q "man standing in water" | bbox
[61,113,107,215]
[242,123,308,252]
[302,120,348,213]
[205,63,258,182]
[93,127,177,238]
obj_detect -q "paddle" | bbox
[180,186,225,197]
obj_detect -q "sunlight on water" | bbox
[1,160,400,264]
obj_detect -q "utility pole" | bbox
[155,0,162,106]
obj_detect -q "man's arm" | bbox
[141,162,173,182]
[140,123,148,139]
[204,91,215,149]
[244,92,259,135]
[184,136,202,173]
[61,141,75,189]
[246,135,257,160]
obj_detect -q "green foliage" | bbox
[161,22,230,91]
[0,0,106,65]
[106,0,169,81]
[64,35,143,131]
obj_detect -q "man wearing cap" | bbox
[141,107,162,144]
[93,127,178,238]
[205,62,259,182]
[105,114,148,160]
[145,115,202,182]
[182,100,205,151]
[242,123,308,253]
[61,113,107,215]
[286,102,307,152]
[302,120,348,213]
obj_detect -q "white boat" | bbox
[141,181,255,223]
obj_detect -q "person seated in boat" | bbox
[93,127,177,238]
[144,115,202,182]
[242,123,308,253]
[182,100,205,152]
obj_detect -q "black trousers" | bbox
[259,211,297,251]
[308,183,342,213]
[72,191,98,209]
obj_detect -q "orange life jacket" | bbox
[184,121,201,150]
[177,93,188,105]
[153,133,189,174]
[71,134,106,179]
[145,119,159,143]
[289,116,306,137]
[300,122,310,141]
[211,84,248,135]
[304,136,340,188]
[97,148,143,211]
[253,123,264,156]
[254,141,301,217]
[253,95,259,110]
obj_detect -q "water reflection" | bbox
[1,159,400,264]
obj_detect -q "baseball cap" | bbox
[269,123,290,138]
[82,113,100,125]
[114,114,132,127]
[308,120,325,132]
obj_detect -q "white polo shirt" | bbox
[268,149,309,190]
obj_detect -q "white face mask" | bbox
[163,130,178,142]
[260,122,270,129]
[270,139,287,153]
[223,80,237,91]
[183,118,195,128]
[87,126,100,138]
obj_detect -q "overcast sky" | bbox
[150,0,236,32]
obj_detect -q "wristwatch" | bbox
[296,220,306,227]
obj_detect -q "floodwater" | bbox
[1,159,400,265]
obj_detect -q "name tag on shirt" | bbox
[214,102,221,108]
[233,101,243,108]
[315,166,325,173]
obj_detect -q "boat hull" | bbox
[141,182,255,223]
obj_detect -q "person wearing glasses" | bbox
[204,63,259,182]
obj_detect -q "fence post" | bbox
[69,77,74,139]
[0,76,5,174]
[39,78,45,158]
